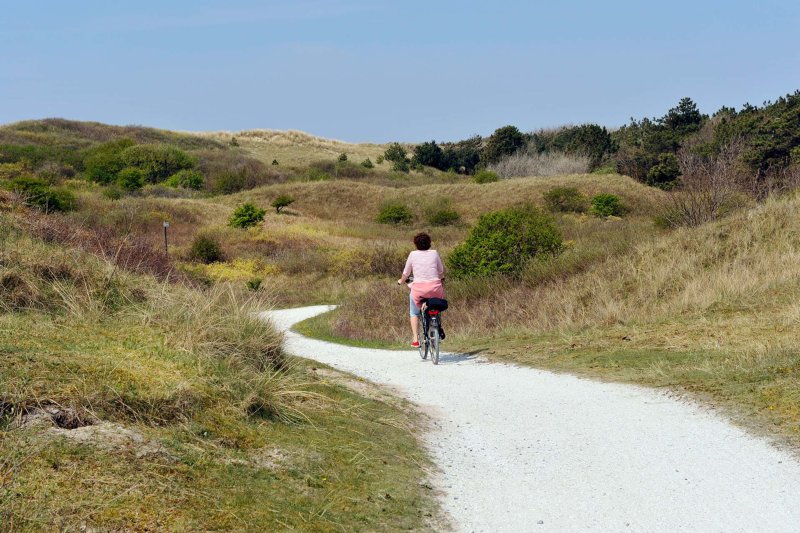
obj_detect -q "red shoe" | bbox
[411,341,420,348]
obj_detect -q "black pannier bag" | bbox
[425,297,449,311]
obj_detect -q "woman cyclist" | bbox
[397,232,445,347]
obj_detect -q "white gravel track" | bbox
[266,306,800,532]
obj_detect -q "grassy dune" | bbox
[0,210,438,530]
[320,192,800,448]
[200,129,395,168]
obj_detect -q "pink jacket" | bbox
[402,250,445,307]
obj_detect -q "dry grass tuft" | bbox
[489,149,591,178]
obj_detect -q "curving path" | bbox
[265,306,800,532]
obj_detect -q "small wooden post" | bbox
[163,221,170,256]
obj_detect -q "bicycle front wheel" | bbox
[429,317,440,365]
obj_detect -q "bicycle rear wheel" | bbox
[429,316,440,365]
[417,316,428,360]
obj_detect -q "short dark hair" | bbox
[413,232,431,250]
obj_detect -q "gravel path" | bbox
[266,306,800,532]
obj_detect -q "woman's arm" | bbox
[436,251,445,280]
[398,253,413,284]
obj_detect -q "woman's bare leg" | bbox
[410,316,419,343]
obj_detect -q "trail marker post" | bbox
[163,221,170,256]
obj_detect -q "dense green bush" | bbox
[384,143,407,163]
[338,153,348,162]
[428,208,460,226]
[392,159,410,173]
[543,186,588,213]
[165,169,204,189]
[483,125,526,164]
[413,141,444,169]
[229,203,267,228]
[6,176,77,212]
[120,144,196,183]
[188,235,224,264]
[376,202,413,224]
[448,205,562,278]
[83,139,135,184]
[361,158,374,169]
[271,194,295,213]
[116,167,145,191]
[530,124,616,170]
[646,153,680,188]
[590,193,625,217]
[440,136,482,174]
[473,170,499,184]
[613,98,704,182]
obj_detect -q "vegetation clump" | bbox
[376,202,413,225]
[473,170,499,184]
[338,153,348,162]
[428,207,460,226]
[361,158,374,169]
[271,194,295,214]
[115,167,145,191]
[482,125,526,164]
[5,176,76,212]
[543,186,588,213]
[119,144,196,184]
[384,143,410,173]
[165,169,204,189]
[188,234,225,263]
[229,203,267,228]
[448,205,562,278]
[590,193,625,217]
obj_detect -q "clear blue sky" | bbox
[2,1,799,142]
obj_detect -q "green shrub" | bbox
[271,194,295,213]
[338,153,348,162]
[392,159,410,173]
[543,186,588,213]
[211,172,246,194]
[103,184,124,200]
[413,141,444,169]
[6,176,76,212]
[447,205,562,278]
[361,158,374,169]
[384,143,407,163]
[473,170,499,184]
[646,153,680,188]
[229,203,267,228]
[306,168,331,181]
[590,193,625,217]
[483,125,526,164]
[246,278,262,291]
[428,208,460,226]
[120,144,196,183]
[165,169,204,189]
[83,139,135,184]
[188,235,224,264]
[116,167,145,191]
[376,202,413,224]
[230,137,239,147]
[376,155,384,164]
[272,159,279,166]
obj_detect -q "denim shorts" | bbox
[409,292,421,317]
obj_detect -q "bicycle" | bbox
[417,297,448,365]
[403,276,448,364]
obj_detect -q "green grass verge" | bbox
[0,313,438,530]
[293,309,405,351]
